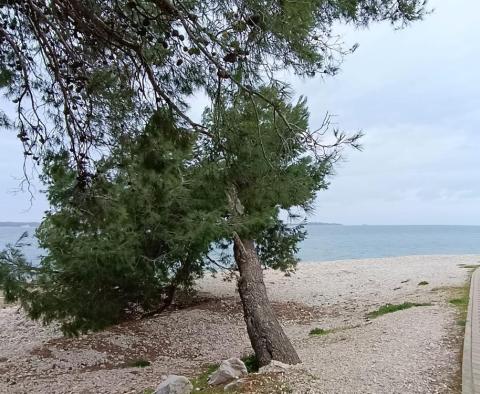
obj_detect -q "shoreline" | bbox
[1,254,477,393]
[200,254,477,306]
[299,252,480,264]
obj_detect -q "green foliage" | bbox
[191,364,221,393]
[127,359,151,368]
[242,354,259,373]
[1,87,340,333]
[309,327,333,336]
[205,88,329,213]
[366,302,431,319]
[256,221,306,272]
[0,0,427,171]
[0,0,430,355]
[447,282,471,327]
[202,86,330,271]
[449,298,467,307]
[418,281,429,286]
[0,232,36,304]
[0,67,13,88]
[0,111,222,335]
[459,264,480,269]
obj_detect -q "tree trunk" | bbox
[233,235,301,366]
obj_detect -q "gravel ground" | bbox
[0,254,477,393]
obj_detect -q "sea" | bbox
[1,223,480,263]
[0,224,41,263]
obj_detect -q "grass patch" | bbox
[450,298,468,307]
[418,281,429,286]
[190,359,257,393]
[366,302,431,319]
[190,364,224,393]
[431,283,471,327]
[241,354,259,373]
[449,268,476,392]
[127,359,151,368]
[309,327,333,336]
[448,283,470,326]
[308,324,361,338]
[157,361,291,394]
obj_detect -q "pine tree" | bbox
[1,87,353,365]
[0,0,428,365]
[0,111,224,334]
[200,86,340,364]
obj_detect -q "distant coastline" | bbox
[308,222,342,226]
[0,222,39,227]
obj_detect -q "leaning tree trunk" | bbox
[233,235,301,367]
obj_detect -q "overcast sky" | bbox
[1,0,479,224]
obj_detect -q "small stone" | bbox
[155,375,193,394]
[208,358,248,386]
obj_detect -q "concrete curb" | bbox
[463,269,480,393]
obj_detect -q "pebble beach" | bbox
[0,254,477,393]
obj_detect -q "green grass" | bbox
[127,359,151,368]
[308,323,362,338]
[241,354,259,373]
[447,269,476,392]
[143,364,226,394]
[450,298,468,306]
[458,264,480,269]
[449,284,470,326]
[366,302,431,319]
[190,364,224,393]
[309,327,333,336]
[189,358,257,393]
[418,281,429,286]
[146,360,292,394]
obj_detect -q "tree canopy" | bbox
[0,0,426,181]
[1,87,331,335]
[1,111,215,333]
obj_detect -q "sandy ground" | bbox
[0,254,478,394]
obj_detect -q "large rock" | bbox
[155,375,193,394]
[208,358,248,386]
[258,360,291,374]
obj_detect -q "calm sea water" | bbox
[0,225,40,263]
[1,224,480,263]
[298,224,480,261]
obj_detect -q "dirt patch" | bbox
[184,294,330,324]
[26,295,324,375]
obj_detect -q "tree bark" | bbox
[233,235,301,366]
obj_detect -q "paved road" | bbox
[463,269,480,393]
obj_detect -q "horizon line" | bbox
[2,221,480,227]
[307,222,480,226]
